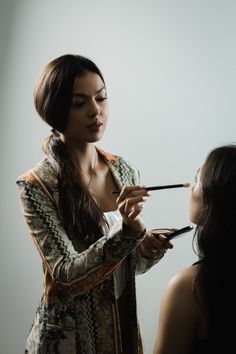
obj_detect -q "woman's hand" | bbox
[116,185,150,237]
[139,229,173,259]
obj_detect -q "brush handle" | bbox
[145,184,186,191]
[165,225,194,240]
[112,183,190,194]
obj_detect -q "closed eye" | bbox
[96,96,107,102]
[72,101,85,108]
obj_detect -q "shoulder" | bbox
[16,157,58,191]
[165,264,199,297]
[97,146,134,167]
[162,264,200,314]
[154,266,203,354]
[97,147,139,181]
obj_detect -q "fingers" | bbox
[139,231,174,259]
[116,185,150,235]
[125,202,143,220]
[117,185,150,222]
[158,234,173,249]
[146,233,171,253]
[119,196,145,217]
[116,185,149,202]
[140,234,161,257]
[151,229,174,249]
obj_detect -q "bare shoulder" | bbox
[163,264,200,310]
[169,264,199,287]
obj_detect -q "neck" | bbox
[72,145,98,188]
[68,143,97,172]
[58,137,98,185]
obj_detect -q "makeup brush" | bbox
[111,182,190,194]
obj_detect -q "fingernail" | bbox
[159,234,167,240]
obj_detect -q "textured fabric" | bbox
[17,147,161,354]
[104,210,127,299]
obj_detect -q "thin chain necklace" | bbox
[87,150,98,188]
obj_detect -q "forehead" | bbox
[73,72,105,94]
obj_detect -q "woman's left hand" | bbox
[139,228,173,259]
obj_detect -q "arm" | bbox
[111,158,172,273]
[153,267,199,354]
[17,180,145,296]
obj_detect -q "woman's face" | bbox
[62,71,108,146]
[189,168,205,225]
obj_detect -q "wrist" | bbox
[123,223,146,240]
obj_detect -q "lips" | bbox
[86,121,103,131]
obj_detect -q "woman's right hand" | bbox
[116,185,150,237]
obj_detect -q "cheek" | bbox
[103,103,109,118]
[67,110,82,126]
[189,191,204,225]
[102,105,109,126]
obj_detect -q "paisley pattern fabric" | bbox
[17,148,161,354]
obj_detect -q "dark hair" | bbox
[34,54,105,132]
[34,54,107,241]
[194,144,236,349]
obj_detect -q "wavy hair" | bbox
[34,54,107,240]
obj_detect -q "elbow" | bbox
[52,258,81,286]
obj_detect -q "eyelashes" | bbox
[97,96,107,102]
[72,96,108,108]
[72,101,84,108]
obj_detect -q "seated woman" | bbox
[153,144,236,354]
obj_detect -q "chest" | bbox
[89,163,118,212]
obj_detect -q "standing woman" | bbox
[17,54,172,354]
[153,144,236,354]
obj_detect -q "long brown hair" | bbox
[34,54,107,241]
[193,144,236,350]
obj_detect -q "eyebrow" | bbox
[72,86,106,97]
[194,168,201,180]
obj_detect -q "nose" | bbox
[88,99,100,118]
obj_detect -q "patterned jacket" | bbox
[16,148,161,354]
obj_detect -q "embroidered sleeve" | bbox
[17,179,143,296]
[135,248,163,274]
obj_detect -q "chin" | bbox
[189,214,199,225]
[87,133,103,143]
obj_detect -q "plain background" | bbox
[0,0,235,353]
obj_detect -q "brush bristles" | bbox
[183,182,190,188]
